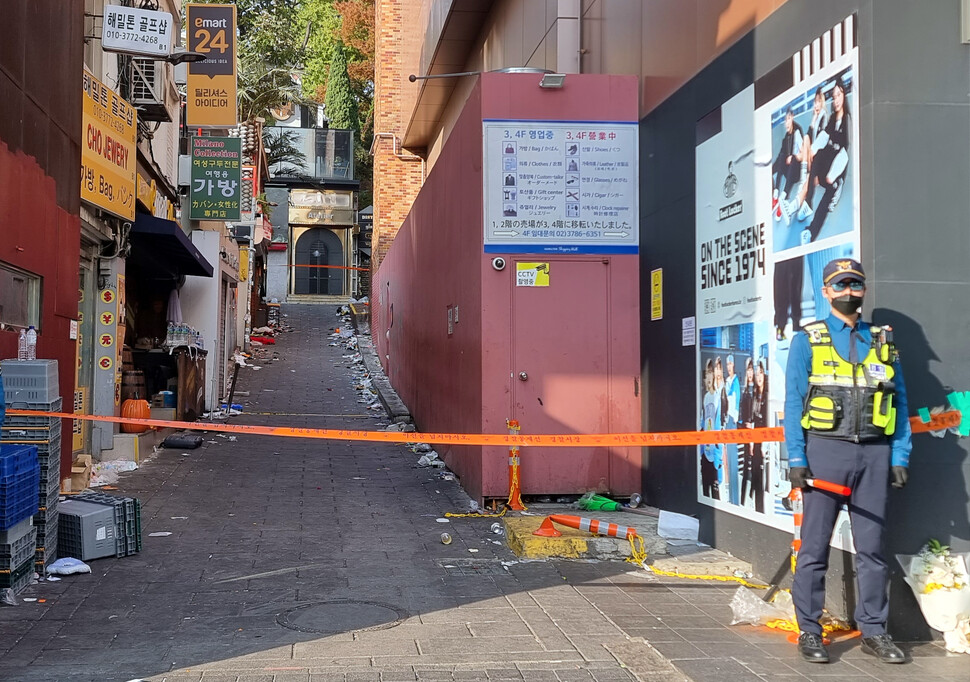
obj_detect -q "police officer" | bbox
[784,258,910,664]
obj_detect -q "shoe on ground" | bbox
[861,634,907,664]
[776,327,786,342]
[798,632,829,663]
[797,200,814,221]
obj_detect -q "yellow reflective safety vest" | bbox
[800,320,897,441]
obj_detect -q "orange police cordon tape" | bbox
[4,408,960,447]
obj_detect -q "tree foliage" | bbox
[184,0,374,202]
[324,43,359,133]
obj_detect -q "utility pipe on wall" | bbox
[558,0,581,74]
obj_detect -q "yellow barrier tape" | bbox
[648,566,768,590]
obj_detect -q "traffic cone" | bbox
[549,514,637,540]
[532,517,562,537]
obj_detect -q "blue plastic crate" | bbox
[0,452,40,531]
[0,444,39,478]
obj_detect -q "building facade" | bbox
[374,0,970,639]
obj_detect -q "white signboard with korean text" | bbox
[102,6,173,57]
[483,120,638,254]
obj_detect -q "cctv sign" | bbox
[102,6,173,57]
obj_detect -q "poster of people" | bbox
[695,16,861,539]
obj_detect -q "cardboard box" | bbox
[70,454,93,492]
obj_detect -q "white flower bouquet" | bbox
[897,539,970,651]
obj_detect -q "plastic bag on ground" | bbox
[47,558,92,575]
[729,586,795,626]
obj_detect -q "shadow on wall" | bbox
[872,307,970,640]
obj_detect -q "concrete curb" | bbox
[356,333,412,424]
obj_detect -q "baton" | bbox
[806,478,852,496]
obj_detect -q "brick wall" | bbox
[373,0,424,276]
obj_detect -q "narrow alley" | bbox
[0,306,962,682]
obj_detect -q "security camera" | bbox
[491,257,506,271]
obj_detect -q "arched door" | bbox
[294,228,344,295]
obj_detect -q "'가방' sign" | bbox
[185,3,237,126]
[81,71,136,220]
[102,5,173,57]
[189,136,242,221]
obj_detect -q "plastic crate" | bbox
[34,530,57,572]
[0,517,32,544]
[33,503,58,528]
[57,500,118,561]
[0,444,40,478]
[0,461,40,531]
[4,396,63,413]
[37,485,60,513]
[0,360,59,404]
[76,492,140,556]
[1,423,62,443]
[0,556,33,592]
[0,526,37,573]
[2,412,61,429]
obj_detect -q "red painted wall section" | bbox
[374,83,487,496]
[0,141,80,478]
[374,74,641,501]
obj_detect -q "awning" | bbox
[130,213,214,278]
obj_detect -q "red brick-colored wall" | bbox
[372,0,424,335]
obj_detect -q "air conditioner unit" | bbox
[130,58,178,123]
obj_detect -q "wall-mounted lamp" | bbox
[538,73,566,89]
[166,49,207,65]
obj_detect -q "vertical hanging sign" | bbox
[185,3,237,126]
[190,136,242,220]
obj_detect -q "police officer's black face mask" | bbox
[831,293,863,315]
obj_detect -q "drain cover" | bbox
[276,600,409,634]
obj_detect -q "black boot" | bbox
[797,632,829,663]
[861,634,907,664]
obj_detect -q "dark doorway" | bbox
[294,228,344,295]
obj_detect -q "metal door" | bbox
[511,258,611,493]
[294,228,344,295]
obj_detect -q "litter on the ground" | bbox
[47,558,92,575]
[148,532,172,537]
[658,510,700,541]
[90,460,138,487]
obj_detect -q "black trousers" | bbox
[740,443,765,513]
[772,153,801,196]
[773,257,803,331]
[701,453,720,499]
[792,436,891,637]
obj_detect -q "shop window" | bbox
[0,261,42,331]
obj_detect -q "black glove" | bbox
[891,466,908,489]
[789,467,812,489]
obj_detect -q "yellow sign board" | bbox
[81,71,136,220]
[186,3,237,126]
[239,248,250,281]
[516,263,550,287]
[651,268,663,321]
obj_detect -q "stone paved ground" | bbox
[0,304,965,682]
